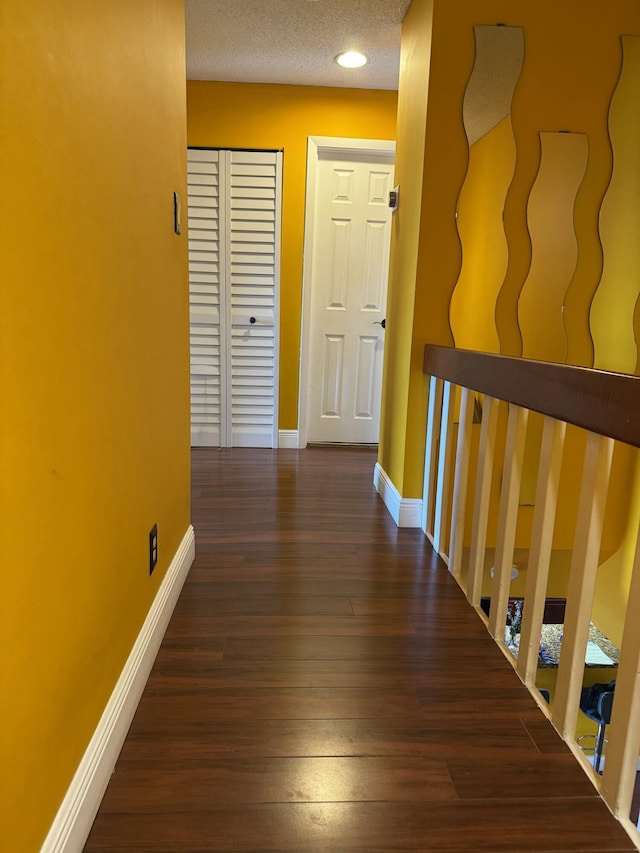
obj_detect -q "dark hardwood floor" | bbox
[84,447,634,852]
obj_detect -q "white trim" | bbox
[40,525,196,853]
[279,430,299,449]
[373,463,422,528]
[271,150,283,449]
[219,151,232,448]
[298,135,396,450]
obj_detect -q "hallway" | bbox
[84,446,633,851]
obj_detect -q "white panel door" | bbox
[187,148,281,448]
[306,153,393,444]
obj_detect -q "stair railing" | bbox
[423,344,640,835]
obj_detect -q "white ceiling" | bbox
[185,0,413,90]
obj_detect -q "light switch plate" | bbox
[174,191,181,235]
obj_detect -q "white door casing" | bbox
[187,148,282,448]
[300,138,395,446]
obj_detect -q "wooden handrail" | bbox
[423,345,640,448]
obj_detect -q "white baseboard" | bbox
[41,525,196,853]
[279,429,299,449]
[373,463,422,528]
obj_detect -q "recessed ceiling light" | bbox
[335,51,369,69]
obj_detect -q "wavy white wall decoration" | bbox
[518,132,588,363]
[450,25,524,353]
[591,36,640,375]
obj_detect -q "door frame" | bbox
[298,136,396,448]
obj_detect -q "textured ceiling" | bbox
[186,0,413,90]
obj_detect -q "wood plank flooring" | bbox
[84,447,635,852]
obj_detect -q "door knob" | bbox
[373,319,386,329]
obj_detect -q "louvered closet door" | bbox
[187,148,282,448]
[228,150,281,447]
[187,148,224,447]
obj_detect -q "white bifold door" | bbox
[187,148,282,448]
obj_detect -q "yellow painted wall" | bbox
[378,0,434,482]
[593,451,640,648]
[380,0,640,501]
[0,2,190,850]
[591,35,640,375]
[186,81,398,430]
